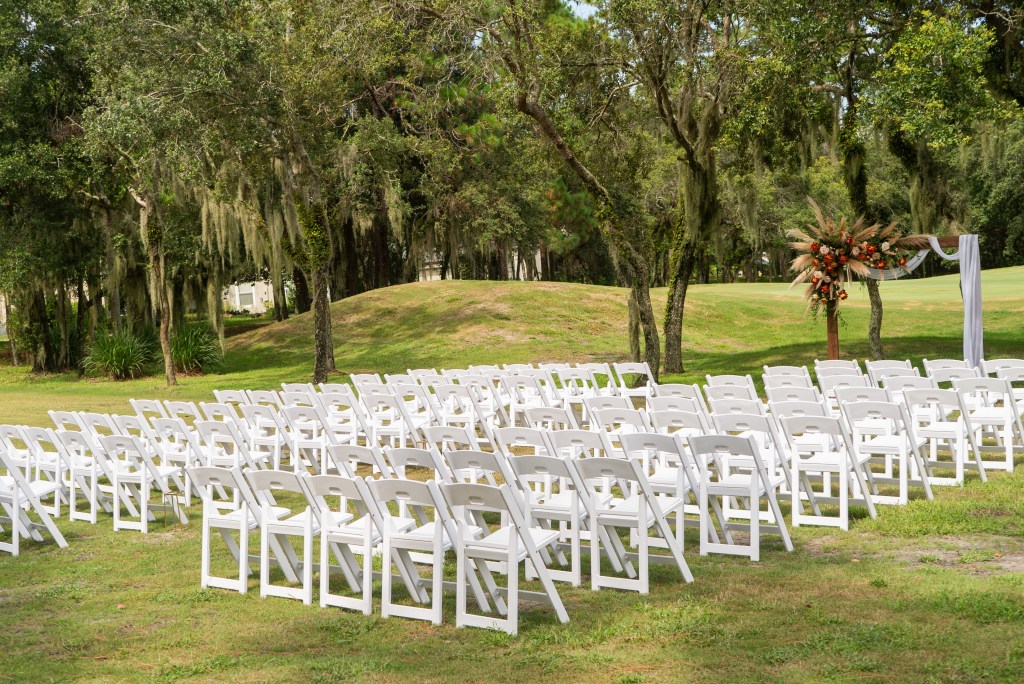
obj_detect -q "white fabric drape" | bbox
[926,235,984,368]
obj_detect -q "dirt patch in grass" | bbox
[889,535,1024,575]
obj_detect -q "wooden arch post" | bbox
[824,236,959,360]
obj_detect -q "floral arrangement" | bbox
[788,200,931,312]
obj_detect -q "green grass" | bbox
[1,268,1024,682]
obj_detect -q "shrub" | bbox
[83,330,157,380]
[170,323,223,374]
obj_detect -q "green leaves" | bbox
[869,12,1003,150]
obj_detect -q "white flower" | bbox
[881,241,891,251]
[824,276,832,283]
[819,245,830,255]
[852,247,860,256]
[813,270,823,279]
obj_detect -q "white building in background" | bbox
[223,281,275,315]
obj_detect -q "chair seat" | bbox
[602,494,685,522]
[467,525,560,562]
[0,477,61,500]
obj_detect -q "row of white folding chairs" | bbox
[189,437,710,634]
[2,418,189,537]
[0,437,68,556]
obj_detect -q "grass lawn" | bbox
[1,269,1023,682]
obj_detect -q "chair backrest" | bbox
[351,372,384,387]
[613,362,655,392]
[555,367,600,398]
[765,386,823,404]
[591,408,651,438]
[705,373,755,389]
[246,390,282,408]
[840,400,906,428]
[325,444,389,478]
[834,386,890,405]
[22,426,64,459]
[928,366,981,385]
[282,405,322,430]
[54,429,103,468]
[318,383,355,398]
[246,468,304,496]
[547,429,615,459]
[923,358,970,373]
[79,412,118,439]
[165,401,203,424]
[707,397,765,416]
[130,399,169,421]
[0,424,31,456]
[303,473,377,531]
[524,405,580,431]
[422,424,480,453]
[441,482,516,517]
[111,414,158,443]
[648,409,709,435]
[494,426,554,458]
[867,366,920,386]
[382,447,449,481]
[98,433,146,467]
[442,449,513,486]
[688,434,765,477]
[647,395,704,413]
[49,410,84,432]
[952,376,1015,402]
[704,384,759,403]
[503,363,536,373]
[769,400,830,419]
[199,402,243,426]
[582,396,632,416]
[384,373,414,387]
[814,359,863,376]
[279,390,316,408]
[819,374,870,397]
[763,374,813,390]
[780,414,846,439]
[763,365,811,379]
[864,359,912,374]
[881,375,936,395]
[282,382,317,395]
[213,389,250,406]
[981,358,1024,376]
[369,477,452,533]
[195,419,257,469]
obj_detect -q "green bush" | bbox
[170,323,223,374]
[83,330,157,380]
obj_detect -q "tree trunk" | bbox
[627,289,641,362]
[102,206,121,333]
[663,239,699,373]
[138,196,176,386]
[5,296,19,366]
[311,267,332,382]
[866,278,884,360]
[826,299,840,360]
[631,276,661,382]
[292,267,311,313]
[76,276,87,377]
[664,158,719,374]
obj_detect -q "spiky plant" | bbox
[788,199,932,313]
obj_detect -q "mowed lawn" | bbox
[1,269,1023,682]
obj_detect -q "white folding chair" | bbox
[370,477,492,624]
[245,469,316,604]
[688,434,793,561]
[781,415,877,531]
[840,401,933,505]
[904,388,986,486]
[442,482,569,635]
[954,377,1024,472]
[613,361,657,401]
[524,405,580,431]
[575,456,693,592]
[53,429,112,523]
[189,466,254,594]
[0,449,68,556]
